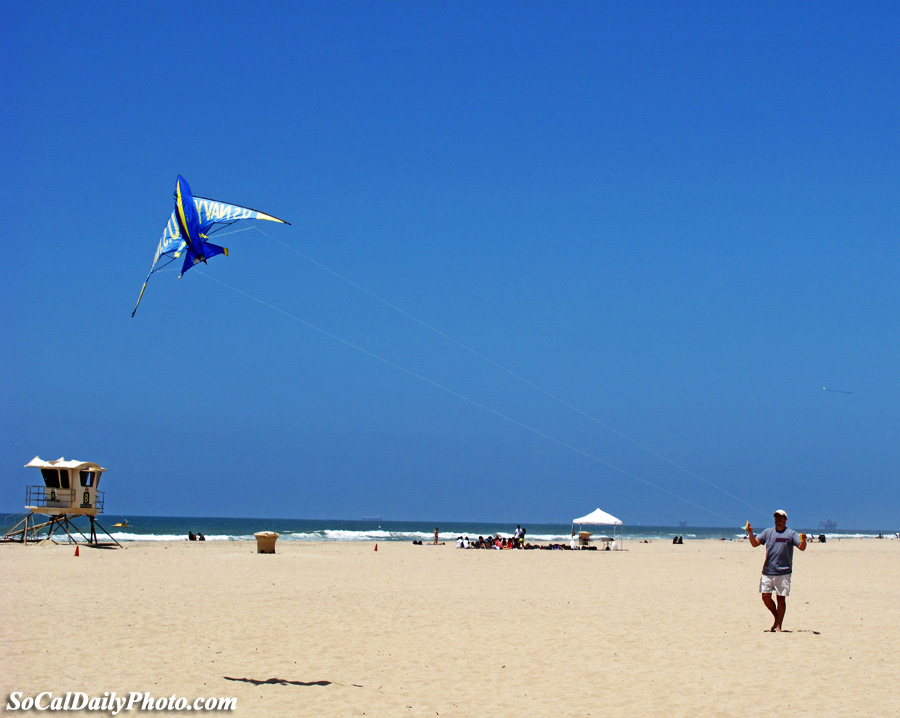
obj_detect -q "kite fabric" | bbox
[132,176,289,316]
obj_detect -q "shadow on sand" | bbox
[223,676,362,688]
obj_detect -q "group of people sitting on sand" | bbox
[455,534,534,549]
[450,533,614,550]
[455,525,535,549]
[187,531,205,541]
[414,524,619,550]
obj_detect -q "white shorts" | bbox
[760,574,791,596]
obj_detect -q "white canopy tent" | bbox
[572,508,623,548]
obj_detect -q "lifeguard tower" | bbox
[2,456,120,547]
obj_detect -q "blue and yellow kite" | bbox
[132,176,290,316]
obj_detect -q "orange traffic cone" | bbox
[374,543,378,552]
[74,546,80,557]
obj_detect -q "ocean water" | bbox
[2,513,893,544]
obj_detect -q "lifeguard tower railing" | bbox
[25,486,105,513]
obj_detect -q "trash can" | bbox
[254,531,279,554]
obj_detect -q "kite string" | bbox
[253,226,765,520]
[196,269,740,526]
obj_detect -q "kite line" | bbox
[253,227,766,521]
[198,264,752,526]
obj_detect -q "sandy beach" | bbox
[2,538,897,717]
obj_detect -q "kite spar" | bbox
[132,176,290,316]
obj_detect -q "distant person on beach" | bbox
[746,510,806,632]
[434,527,439,545]
[188,531,196,541]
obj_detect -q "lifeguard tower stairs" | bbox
[3,457,121,547]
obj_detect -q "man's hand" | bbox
[747,522,761,547]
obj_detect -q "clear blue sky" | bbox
[2,1,897,528]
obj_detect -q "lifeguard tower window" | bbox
[80,470,95,487]
[41,468,70,489]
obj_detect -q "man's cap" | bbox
[774,509,787,518]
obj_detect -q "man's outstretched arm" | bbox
[746,523,762,547]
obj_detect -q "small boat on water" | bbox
[113,520,129,528]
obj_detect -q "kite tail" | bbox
[179,251,197,278]
[204,243,229,260]
[179,244,228,278]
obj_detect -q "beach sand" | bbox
[2,537,898,717]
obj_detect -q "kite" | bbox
[132,175,290,316]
